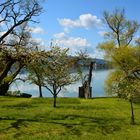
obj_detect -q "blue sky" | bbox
[31,0,140,58]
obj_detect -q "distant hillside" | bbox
[94,58,107,64]
[77,58,111,70]
[92,58,111,69]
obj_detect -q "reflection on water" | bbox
[10,70,111,97]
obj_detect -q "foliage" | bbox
[105,70,140,99]
[103,9,139,47]
[98,8,140,125]
[43,46,79,107]
[98,40,140,100]
[0,0,42,95]
[27,45,80,105]
[98,9,140,98]
[27,51,48,97]
[6,90,21,96]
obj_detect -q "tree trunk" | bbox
[39,85,43,97]
[79,86,92,98]
[88,61,94,86]
[79,61,94,98]
[0,61,14,83]
[53,94,57,107]
[130,98,135,125]
[0,64,22,96]
[0,60,22,96]
[0,83,10,96]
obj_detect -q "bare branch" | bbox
[0,0,42,43]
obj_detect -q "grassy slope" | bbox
[0,97,140,140]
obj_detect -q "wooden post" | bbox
[79,86,92,98]
[79,61,95,98]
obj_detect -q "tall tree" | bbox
[0,0,42,95]
[98,9,140,125]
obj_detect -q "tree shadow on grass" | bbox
[47,114,125,135]
[0,117,36,138]
[0,113,137,138]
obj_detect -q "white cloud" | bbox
[79,14,102,29]
[53,32,91,55]
[32,38,44,45]
[58,13,102,31]
[54,32,66,39]
[58,18,79,28]
[57,37,89,48]
[0,27,45,39]
[31,38,47,50]
[26,26,45,34]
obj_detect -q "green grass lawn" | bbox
[0,97,140,140]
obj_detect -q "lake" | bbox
[10,70,111,97]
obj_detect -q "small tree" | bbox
[27,51,48,97]
[43,46,79,107]
[105,69,140,125]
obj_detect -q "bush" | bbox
[6,90,21,96]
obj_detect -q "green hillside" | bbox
[0,97,140,140]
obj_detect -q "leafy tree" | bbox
[105,69,140,125]
[103,9,139,47]
[0,0,42,95]
[98,9,140,125]
[43,46,79,107]
[27,51,48,98]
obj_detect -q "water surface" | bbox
[10,70,111,97]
